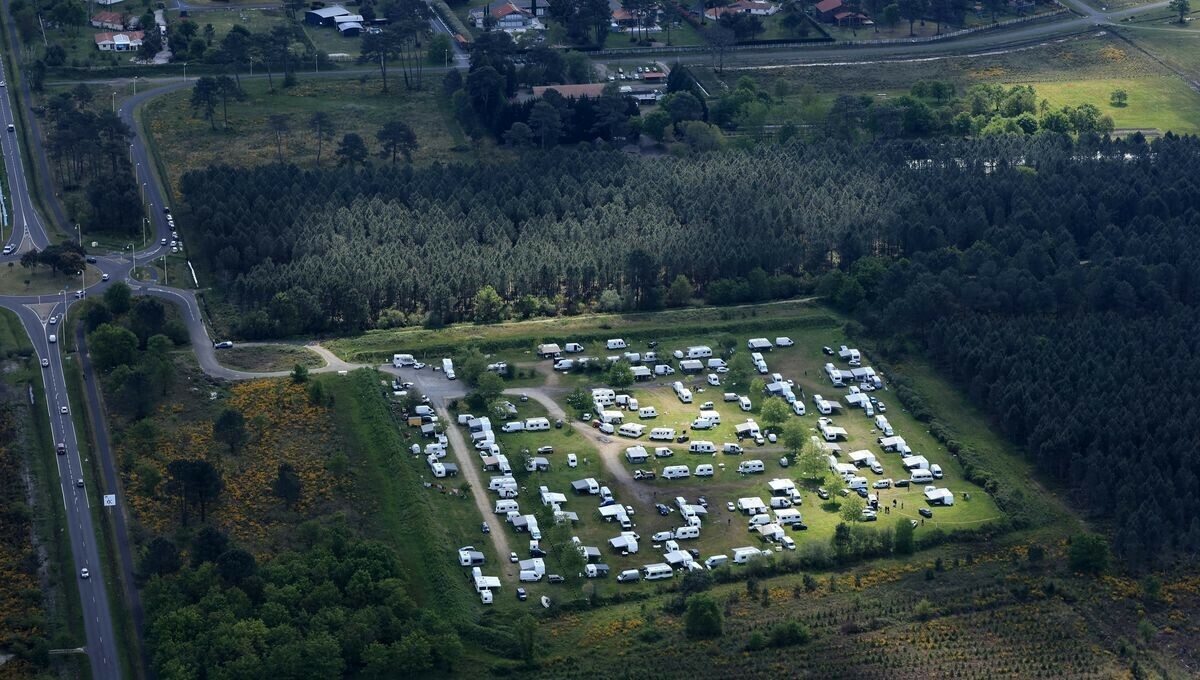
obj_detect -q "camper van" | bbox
[495,499,519,514]
[442,358,456,379]
[662,465,691,480]
[707,373,721,386]
[723,392,739,402]
[642,563,674,580]
[617,569,641,583]
[654,364,675,376]
[606,338,627,350]
[695,463,714,477]
[704,554,729,569]
[649,427,675,441]
[685,345,713,359]
[692,417,714,430]
[392,353,415,367]
[488,476,517,491]
[618,423,646,439]
[846,476,868,490]
[638,407,658,419]
[739,396,752,412]
[689,441,717,454]
[553,359,575,371]
[737,459,765,474]
[723,442,744,455]
[654,447,674,458]
[910,469,934,483]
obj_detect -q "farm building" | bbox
[305,5,350,25]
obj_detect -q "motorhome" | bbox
[649,427,675,441]
[639,407,659,419]
[606,338,628,350]
[685,345,713,359]
[642,563,674,580]
[733,546,764,564]
[442,358,455,379]
[695,463,714,476]
[737,459,765,474]
[525,417,551,431]
[392,353,415,367]
[688,441,717,454]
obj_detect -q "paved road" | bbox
[0,47,122,678]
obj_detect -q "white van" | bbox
[737,459,765,474]
[654,447,674,458]
[791,401,806,416]
[910,469,934,483]
[722,442,743,455]
[627,398,639,412]
[567,453,578,467]
[692,417,714,430]
[617,423,646,438]
[739,396,752,412]
[553,359,575,371]
[617,569,641,583]
[707,373,720,387]
[931,464,943,479]
[599,422,615,434]
[688,441,716,454]
[501,421,524,433]
[747,513,772,527]
[519,571,543,582]
[846,476,868,490]
[642,563,673,580]
[565,342,584,353]
[662,465,691,480]
[695,463,714,477]
[707,358,727,370]
[673,525,700,540]
[606,338,627,350]
[392,353,415,367]
[704,554,729,570]
[770,497,792,509]
[649,427,674,441]
[639,407,658,419]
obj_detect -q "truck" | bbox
[392,353,415,367]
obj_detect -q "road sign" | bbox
[103,494,116,507]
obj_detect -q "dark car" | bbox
[85,256,97,264]
[894,479,911,488]
[530,547,547,558]
[516,587,528,601]
[656,503,671,516]
[822,346,834,355]
[481,522,490,534]
[855,487,868,498]
[686,548,700,559]
[794,522,809,531]
[676,435,690,443]
[555,419,563,429]
[697,496,708,508]
[547,574,565,584]
[57,442,66,455]
[919,507,933,518]
[648,341,659,349]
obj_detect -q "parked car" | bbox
[656,503,671,516]
[822,346,834,355]
[894,479,911,488]
[726,501,735,512]
[817,487,830,500]
[873,479,892,489]
[516,587,527,601]
[509,552,519,563]
[676,434,689,443]
[919,507,933,518]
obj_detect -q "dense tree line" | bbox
[41,84,141,234]
[180,143,896,335]
[815,133,1200,566]
[141,524,464,678]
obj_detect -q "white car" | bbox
[80,568,89,579]
[40,358,49,368]
[48,315,59,325]
[2,244,13,255]
[60,406,68,414]
[412,362,426,370]
[101,274,109,281]
[567,453,577,467]
[214,341,234,349]
[160,238,167,245]
[873,479,892,489]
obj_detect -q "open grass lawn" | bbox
[1117,15,1200,80]
[327,299,834,363]
[0,263,102,295]
[217,344,324,372]
[167,7,287,45]
[301,21,365,58]
[1028,77,1200,134]
[733,33,1200,134]
[142,77,495,194]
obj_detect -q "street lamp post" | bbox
[133,75,138,96]
[183,62,188,81]
[111,91,116,112]
[76,223,84,291]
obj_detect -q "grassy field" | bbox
[0,263,102,295]
[721,32,1200,135]
[327,299,833,363]
[166,7,286,45]
[142,77,496,193]
[217,344,324,372]
[1116,13,1200,81]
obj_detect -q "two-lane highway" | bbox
[0,78,50,253]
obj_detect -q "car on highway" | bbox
[0,81,6,86]
[101,273,109,281]
[80,568,89,579]
[2,244,13,255]
[60,406,69,414]
[41,358,49,368]
[73,290,85,299]
[160,238,167,245]
[48,315,58,325]
[163,206,171,214]
[6,124,13,133]
[48,334,57,343]
[56,443,66,455]
[85,256,97,264]
[75,478,84,488]
[214,341,234,349]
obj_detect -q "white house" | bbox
[94,31,143,51]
